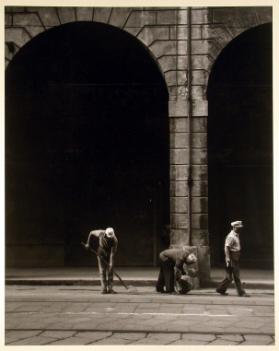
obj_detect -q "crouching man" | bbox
[156,246,197,294]
[85,227,118,294]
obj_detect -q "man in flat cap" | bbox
[216,220,250,297]
[85,227,118,294]
[156,246,197,294]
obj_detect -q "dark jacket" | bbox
[159,247,191,276]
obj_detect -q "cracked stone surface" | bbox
[5,285,275,345]
[181,333,216,341]
[216,333,244,342]
[5,330,275,345]
[241,334,274,345]
[5,330,40,344]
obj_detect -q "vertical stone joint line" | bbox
[55,8,62,26]
[121,9,132,29]
[107,8,113,24]
[175,9,178,100]
[36,11,47,31]
[187,7,193,246]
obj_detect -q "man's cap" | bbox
[231,220,243,228]
[105,227,114,237]
[186,253,197,263]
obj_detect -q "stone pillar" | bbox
[168,7,211,283]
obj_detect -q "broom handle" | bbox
[81,242,129,290]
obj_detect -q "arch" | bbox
[206,18,272,76]
[6,21,170,266]
[207,23,273,268]
[5,7,169,79]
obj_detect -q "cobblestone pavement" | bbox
[5,285,275,345]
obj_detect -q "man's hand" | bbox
[226,259,231,267]
[84,243,89,250]
[188,268,198,278]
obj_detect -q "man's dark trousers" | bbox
[156,258,175,293]
[216,251,245,296]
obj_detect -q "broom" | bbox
[81,241,138,293]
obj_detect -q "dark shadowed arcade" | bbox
[6,22,170,267]
[207,23,273,268]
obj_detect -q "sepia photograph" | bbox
[3,2,275,346]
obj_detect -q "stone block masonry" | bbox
[5,6,272,282]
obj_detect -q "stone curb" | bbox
[5,278,274,290]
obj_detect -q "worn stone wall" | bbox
[198,7,272,280]
[5,7,272,279]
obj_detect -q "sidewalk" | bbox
[5,267,274,290]
[5,284,275,345]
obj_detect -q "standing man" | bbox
[156,246,197,294]
[85,227,118,294]
[216,220,250,297]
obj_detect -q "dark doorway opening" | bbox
[6,22,170,267]
[207,23,273,268]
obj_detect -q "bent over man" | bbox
[85,227,118,294]
[216,221,249,297]
[156,246,197,294]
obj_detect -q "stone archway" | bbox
[5,6,273,281]
[6,21,170,267]
[207,23,273,268]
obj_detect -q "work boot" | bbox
[216,289,228,296]
[101,283,108,294]
[107,288,117,294]
[156,285,165,293]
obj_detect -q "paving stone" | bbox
[132,334,180,345]
[181,333,216,341]
[5,330,40,344]
[188,325,224,334]
[40,302,71,312]
[242,334,274,345]
[49,336,91,345]
[137,303,160,309]
[13,303,42,312]
[171,339,209,345]
[146,332,180,342]
[132,338,166,345]
[41,331,75,339]
[9,335,55,345]
[112,332,146,340]
[209,339,238,345]
[233,319,267,330]
[6,285,274,342]
[216,334,244,342]
[92,337,132,345]
[5,303,22,312]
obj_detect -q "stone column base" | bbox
[170,244,211,288]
